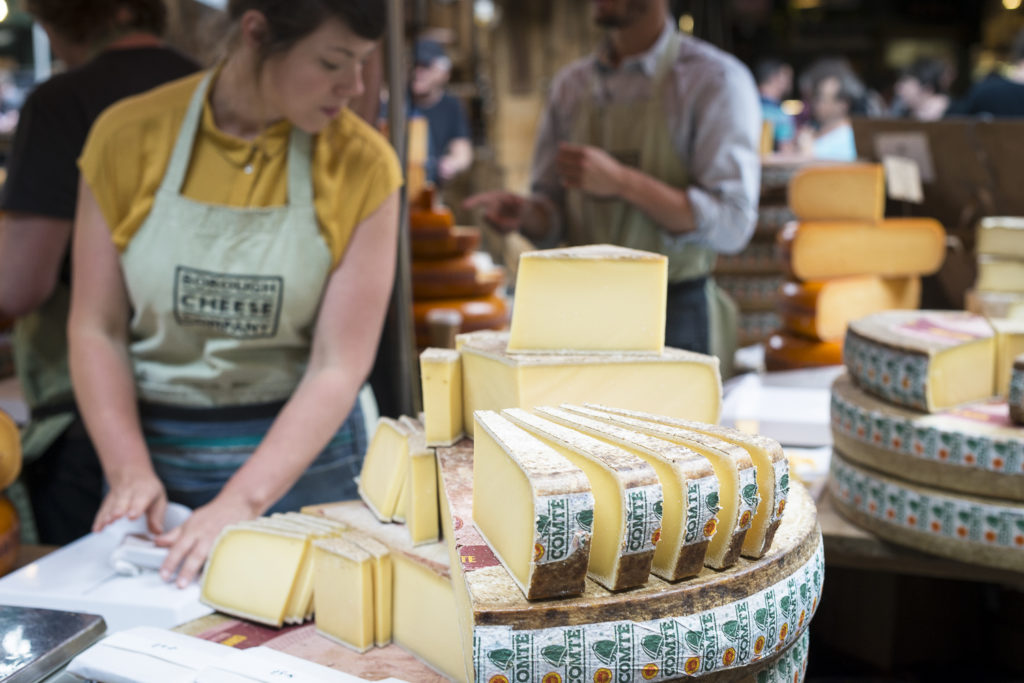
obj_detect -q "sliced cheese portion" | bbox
[357,417,413,522]
[473,411,593,599]
[201,525,309,627]
[312,538,374,652]
[844,311,996,412]
[420,348,464,446]
[581,403,790,559]
[765,332,843,372]
[977,216,1024,258]
[550,408,758,569]
[342,530,393,647]
[977,256,1024,293]
[399,416,440,546]
[779,276,921,342]
[391,551,463,680]
[778,218,945,280]
[502,408,660,590]
[507,244,667,353]
[788,162,885,221]
[532,407,719,580]
[459,330,720,437]
[258,516,346,623]
[992,318,1024,396]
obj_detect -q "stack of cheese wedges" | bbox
[830,309,1024,572]
[966,216,1024,321]
[768,163,943,371]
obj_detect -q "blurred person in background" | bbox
[0,0,197,545]
[798,58,864,161]
[948,28,1024,117]
[756,57,796,153]
[408,38,473,185]
[892,57,950,121]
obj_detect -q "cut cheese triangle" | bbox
[357,417,413,521]
[399,416,440,546]
[580,404,789,559]
[552,408,758,569]
[473,411,593,599]
[502,408,660,590]
[779,276,921,342]
[420,348,464,446]
[788,162,885,221]
[845,311,996,412]
[532,406,718,580]
[312,538,374,652]
[991,318,1024,396]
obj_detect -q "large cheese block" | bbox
[977,216,1024,258]
[398,417,440,546]
[420,348,464,446]
[534,407,720,581]
[200,524,310,627]
[992,318,1024,396]
[777,218,945,281]
[458,330,721,437]
[357,417,413,522]
[764,332,842,372]
[1012,356,1024,427]
[966,288,1024,320]
[581,404,790,559]
[778,277,921,342]
[433,441,824,683]
[829,449,1024,572]
[976,256,1024,293]
[844,311,996,412]
[557,409,759,570]
[831,374,1024,501]
[473,411,594,599]
[502,408,661,591]
[507,245,667,354]
[312,537,374,652]
[0,409,20,490]
[787,162,885,222]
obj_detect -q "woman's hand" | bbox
[155,491,261,588]
[92,468,167,535]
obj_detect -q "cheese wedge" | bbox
[967,289,1024,320]
[399,416,440,546]
[977,256,1024,293]
[391,477,409,524]
[458,330,720,437]
[1011,355,1024,427]
[473,411,593,599]
[992,318,1024,396]
[420,348,464,446]
[765,332,843,371]
[977,216,1024,258]
[779,276,921,342]
[502,408,660,590]
[201,525,310,627]
[788,162,885,221]
[340,530,393,647]
[778,218,945,280]
[312,538,374,652]
[845,311,996,412]
[532,407,719,580]
[357,417,413,521]
[507,244,667,354]
[549,409,758,569]
[580,404,790,559]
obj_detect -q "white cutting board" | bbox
[0,504,213,632]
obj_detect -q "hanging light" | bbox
[0,2,9,23]
[1004,0,1022,10]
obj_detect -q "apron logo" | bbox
[173,266,283,339]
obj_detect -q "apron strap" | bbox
[160,71,213,195]
[286,127,314,207]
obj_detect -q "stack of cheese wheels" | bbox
[829,309,1024,573]
[0,408,20,577]
[409,188,508,348]
[767,163,944,371]
[966,216,1024,320]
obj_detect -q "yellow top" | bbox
[79,71,402,267]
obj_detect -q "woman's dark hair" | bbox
[902,57,949,95]
[26,0,167,46]
[228,0,386,62]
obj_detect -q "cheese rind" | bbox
[830,449,1024,572]
[420,348,464,446]
[778,276,921,342]
[788,162,885,221]
[507,245,667,354]
[581,404,790,559]
[831,373,1024,501]
[472,411,594,599]
[502,408,661,590]
[778,218,946,280]
[312,538,374,652]
[459,330,721,437]
[844,311,996,412]
[357,418,413,522]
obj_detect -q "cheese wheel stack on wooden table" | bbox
[766,163,944,372]
[829,309,1024,573]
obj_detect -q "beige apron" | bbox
[565,32,737,374]
[121,71,332,407]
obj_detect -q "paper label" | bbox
[683,475,721,545]
[771,459,791,523]
[896,315,993,347]
[623,483,664,555]
[736,467,760,531]
[473,541,824,682]
[882,155,924,203]
[534,492,594,565]
[873,131,935,182]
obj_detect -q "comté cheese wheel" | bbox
[0,410,20,491]
[778,277,921,342]
[765,332,842,371]
[777,218,945,281]
[411,225,481,260]
[788,162,884,221]
[409,206,455,238]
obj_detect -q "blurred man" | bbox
[948,29,1024,117]
[409,39,473,185]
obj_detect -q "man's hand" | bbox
[556,143,626,198]
[463,190,528,233]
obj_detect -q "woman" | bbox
[69,0,401,587]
